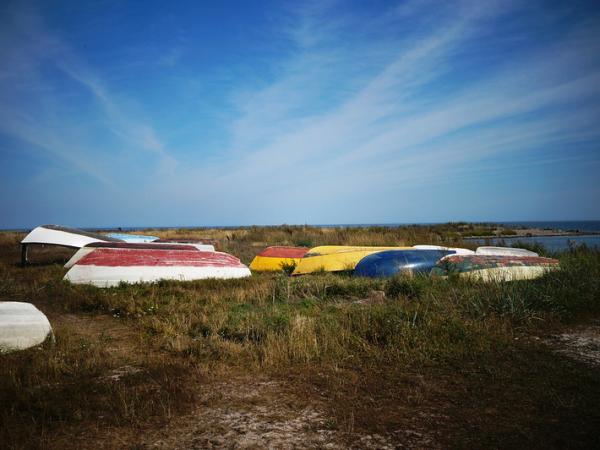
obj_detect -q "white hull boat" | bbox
[0,302,53,353]
[64,247,250,287]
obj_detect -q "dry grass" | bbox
[1,225,599,448]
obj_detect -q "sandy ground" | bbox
[141,377,437,449]
[544,322,600,368]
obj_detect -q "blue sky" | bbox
[1,0,599,228]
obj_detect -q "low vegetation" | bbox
[1,225,599,449]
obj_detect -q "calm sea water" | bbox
[471,235,600,252]
[112,220,600,232]
[467,221,600,251]
[497,221,600,233]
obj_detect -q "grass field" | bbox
[1,225,599,449]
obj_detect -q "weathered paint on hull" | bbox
[453,265,556,282]
[293,246,411,275]
[64,248,251,287]
[250,256,304,271]
[432,255,559,281]
[304,246,401,257]
[249,246,309,272]
[65,265,251,287]
[0,302,53,353]
[64,242,211,269]
[64,248,95,269]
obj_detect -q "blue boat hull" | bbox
[354,250,454,278]
[105,233,159,243]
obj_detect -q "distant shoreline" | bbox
[2,221,600,235]
[464,229,600,239]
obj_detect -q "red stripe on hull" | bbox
[259,246,309,258]
[77,249,245,268]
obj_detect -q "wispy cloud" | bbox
[1,0,599,226]
[197,0,600,220]
[0,4,177,185]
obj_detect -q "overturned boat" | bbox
[475,246,538,257]
[20,225,122,265]
[64,247,250,287]
[249,246,309,271]
[431,254,559,281]
[292,246,410,275]
[355,249,455,278]
[412,245,474,255]
[105,233,159,243]
[0,302,53,353]
[64,242,215,269]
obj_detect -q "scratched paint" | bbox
[431,255,560,281]
[435,255,559,272]
[76,249,246,268]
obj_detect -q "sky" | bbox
[1,0,599,229]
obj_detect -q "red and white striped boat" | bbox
[64,242,215,269]
[64,247,250,287]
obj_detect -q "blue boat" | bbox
[354,249,454,278]
[105,233,159,243]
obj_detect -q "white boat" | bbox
[0,302,53,353]
[64,247,250,287]
[64,242,215,269]
[21,225,120,248]
[476,246,538,257]
[21,225,123,264]
[412,245,475,255]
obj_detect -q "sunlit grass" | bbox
[1,226,599,448]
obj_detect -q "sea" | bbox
[495,220,600,233]
[114,220,600,232]
[470,235,600,252]
[466,221,600,251]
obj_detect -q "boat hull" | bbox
[355,249,454,278]
[64,248,251,287]
[413,245,474,255]
[432,255,559,281]
[475,246,538,257]
[64,242,211,269]
[21,225,120,248]
[105,233,159,243]
[0,302,53,353]
[249,246,309,271]
[293,246,411,275]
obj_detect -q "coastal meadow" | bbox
[1,225,599,449]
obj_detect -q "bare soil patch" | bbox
[141,376,404,449]
[544,322,600,368]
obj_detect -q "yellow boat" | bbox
[303,245,392,256]
[292,246,410,275]
[249,246,309,272]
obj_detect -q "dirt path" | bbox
[544,322,600,368]
[141,376,414,449]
